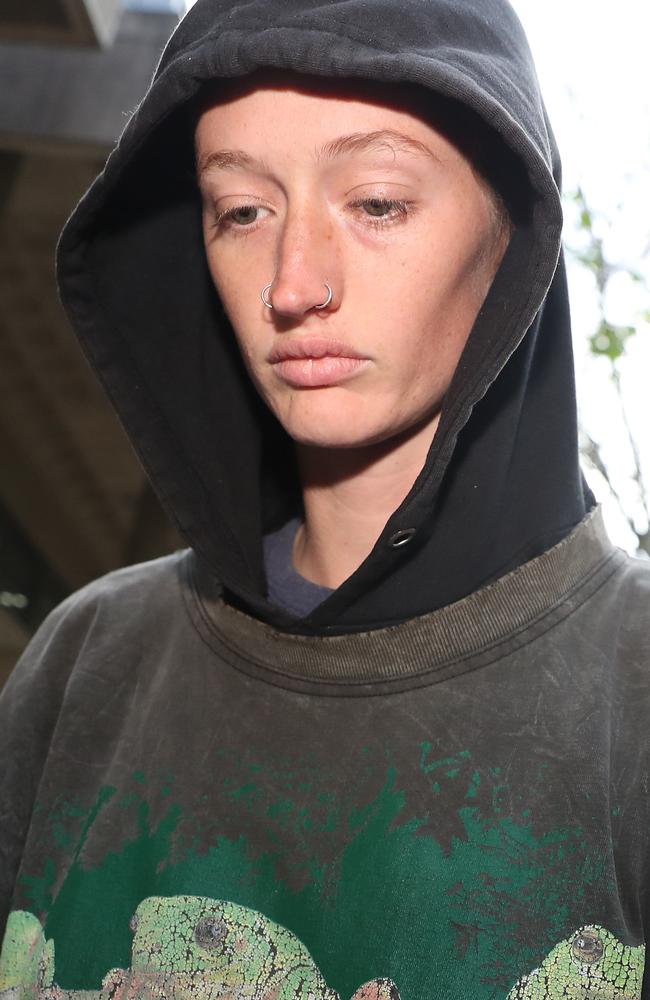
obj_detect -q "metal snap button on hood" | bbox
[388,528,417,548]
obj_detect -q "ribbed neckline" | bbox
[184,507,624,694]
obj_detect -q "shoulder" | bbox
[3,550,192,693]
[592,549,650,692]
[615,552,650,655]
[608,549,650,616]
[50,548,189,625]
[584,544,650,645]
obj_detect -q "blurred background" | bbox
[0,0,648,686]
[0,0,184,685]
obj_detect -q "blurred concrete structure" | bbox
[0,0,123,48]
[0,2,183,685]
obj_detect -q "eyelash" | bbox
[210,197,413,236]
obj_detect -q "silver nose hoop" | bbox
[261,282,333,310]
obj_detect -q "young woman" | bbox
[1,0,648,997]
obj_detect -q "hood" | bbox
[56,0,594,634]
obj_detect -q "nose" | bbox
[265,200,339,316]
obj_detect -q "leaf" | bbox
[588,321,635,361]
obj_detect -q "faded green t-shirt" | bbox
[0,510,648,1000]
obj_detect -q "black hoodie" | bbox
[1,1,649,998]
[53,0,594,632]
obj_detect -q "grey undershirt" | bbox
[263,518,334,617]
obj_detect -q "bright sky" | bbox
[510,0,650,552]
[183,0,650,552]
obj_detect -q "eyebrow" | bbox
[197,128,440,178]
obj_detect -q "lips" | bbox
[267,338,368,364]
[268,338,371,388]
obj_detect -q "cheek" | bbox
[204,248,252,332]
[371,247,486,396]
[375,210,479,312]
[202,250,265,379]
[205,244,239,312]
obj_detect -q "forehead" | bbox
[194,70,459,161]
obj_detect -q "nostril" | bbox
[261,279,334,314]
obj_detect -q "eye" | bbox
[358,198,405,217]
[211,197,412,234]
[194,917,228,950]
[222,205,259,226]
[349,197,412,229]
[571,929,604,964]
[211,204,267,233]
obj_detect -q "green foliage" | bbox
[566,186,650,555]
[588,321,635,362]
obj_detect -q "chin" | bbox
[277,408,398,451]
[266,386,434,450]
[289,428,377,449]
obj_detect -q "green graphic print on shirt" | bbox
[506,926,643,998]
[0,904,643,1000]
[0,898,400,1000]
[3,747,646,999]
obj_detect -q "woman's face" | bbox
[196,73,510,448]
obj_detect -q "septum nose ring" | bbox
[261,282,333,310]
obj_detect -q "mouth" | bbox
[268,337,368,363]
[268,337,371,388]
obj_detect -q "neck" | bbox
[293,415,439,588]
